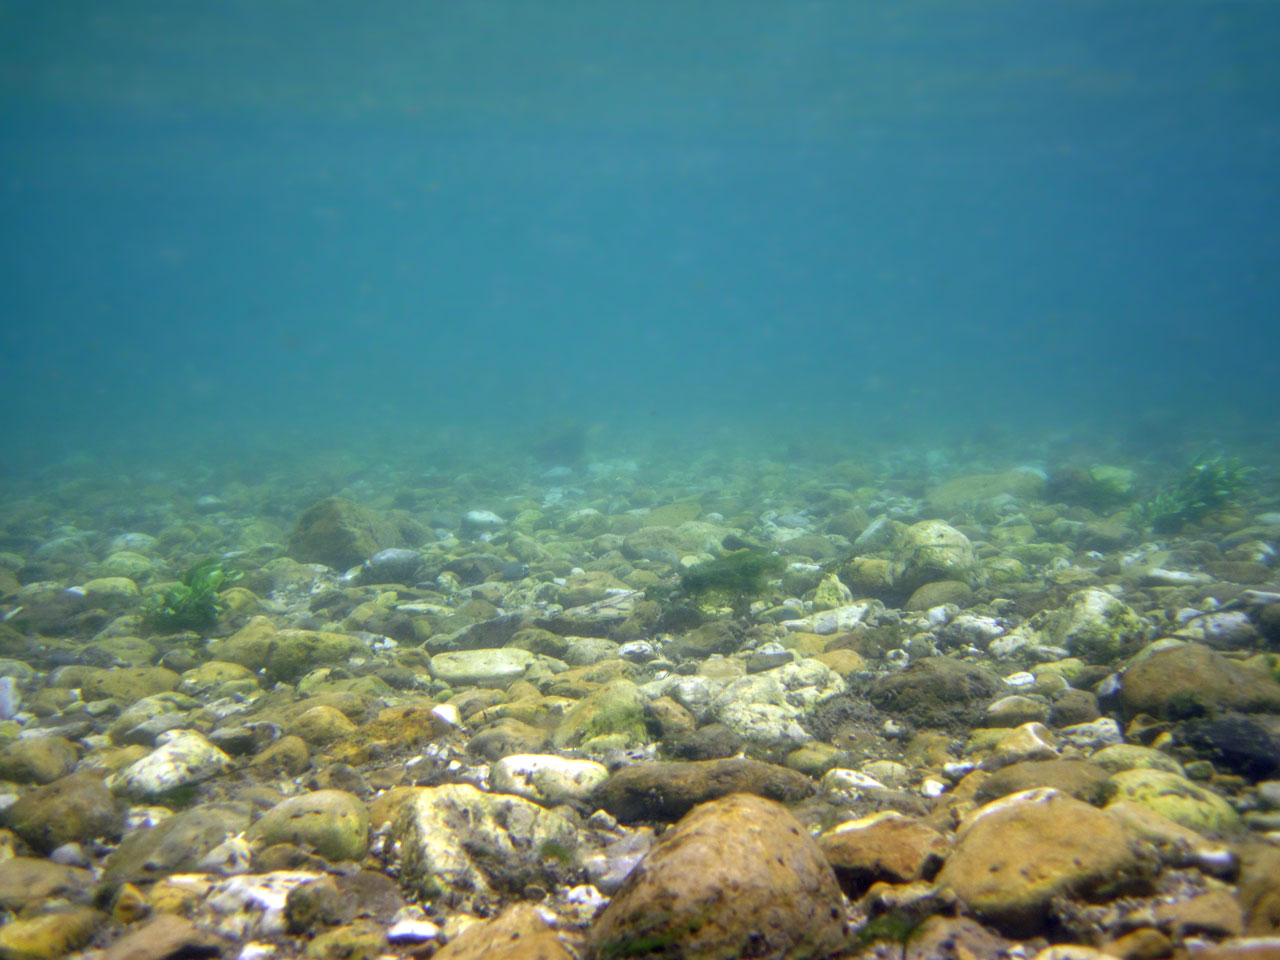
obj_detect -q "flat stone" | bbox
[429,648,536,688]
[590,757,814,823]
[101,914,222,960]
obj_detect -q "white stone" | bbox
[490,754,609,804]
[202,871,325,938]
[820,768,887,795]
[107,730,231,798]
[393,783,577,904]
[429,648,536,687]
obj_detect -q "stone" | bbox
[869,656,1002,730]
[1090,744,1186,777]
[708,659,845,752]
[432,904,580,960]
[0,735,78,785]
[100,914,222,960]
[0,906,99,960]
[82,666,180,702]
[1042,588,1147,663]
[819,811,950,898]
[4,771,123,853]
[247,790,369,863]
[248,734,311,777]
[666,620,742,660]
[974,759,1110,806]
[588,794,848,960]
[1174,715,1280,780]
[288,497,401,570]
[590,757,813,823]
[392,783,577,907]
[935,789,1156,936]
[107,731,231,800]
[896,520,974,591]
[489,754,609,805]
[0,857,94,911]
[551,678,648,750]
[290,705,357,745]
[905,580,973,610]
[927,470,1045,510]
[429,648,536,688]
[1104,769,1242,834]
[1120,643,1280,719]
[105,804,252,883]
[303,920,385,960]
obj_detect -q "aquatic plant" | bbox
[679,549,785,617]
[142,557,241,632]
[1132,456,1253,533]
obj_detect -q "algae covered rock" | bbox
[1042,588,1147,663]
[587,794,848,960]
[4,771,123,854]
[551,678,648,750]
[1104,769,1242,834]
[896,520,974,591]
[927,470,1046,511]
[0,735,78,785]
[869,656,1002,729]
[288,497,402,570]
[248,790,370,863]
[392,783,577,906]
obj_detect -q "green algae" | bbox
[142,558,241,633]
[1133,456,1252,533]
[678,549,785,617]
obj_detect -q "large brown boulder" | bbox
[935,788,1156,936]
[1119,643,1280,719]
[587,794,848,960]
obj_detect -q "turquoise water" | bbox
[2,1,1278,471]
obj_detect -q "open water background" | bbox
[2,1,1278,474]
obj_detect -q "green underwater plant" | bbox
[142,558,241,632]
[679,548,786,618]
[1132,456,1253,533]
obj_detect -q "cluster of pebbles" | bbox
[0,452,1278,960]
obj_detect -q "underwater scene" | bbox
[2,2,1280,958]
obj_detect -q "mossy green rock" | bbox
[104,803,252,882]
[896,520,974,591]
[81,666,180,702]
[79,577,140,610]
[0,858,94,911]
[553,678,648,750]
[304,921,386,960]
[1043,588,1146,663]
[926,470,1046,510]
[0,906,99,960]
[288,497,401,570]
[4,772,123,853]
[0,736,78,785]
[95,551,155,581]
[248,789,370,862]
[1104,769,1241,834]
